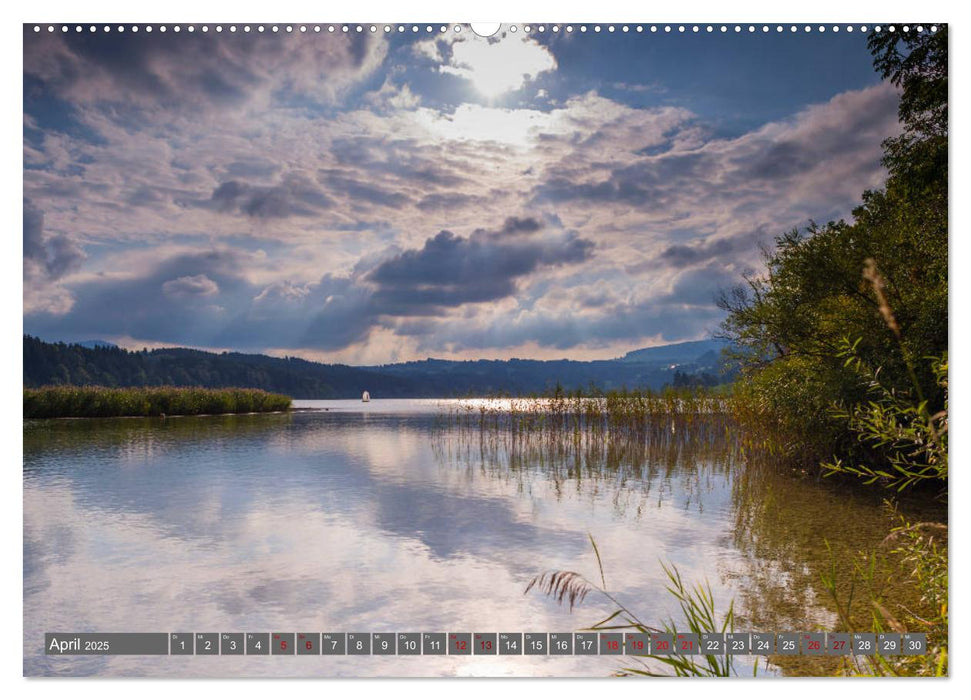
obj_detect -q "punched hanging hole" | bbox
[471,23,501,37]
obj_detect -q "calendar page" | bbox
[22,16,948,680]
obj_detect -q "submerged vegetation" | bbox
[820,509,948,677]
[23,385,291,418]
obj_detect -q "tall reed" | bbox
[526,537,741,677]
[439,386,727,443]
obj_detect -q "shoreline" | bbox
[23,409,295,421]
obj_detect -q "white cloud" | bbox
[23,32,901,362]
[412,103,563,148]
[423,33,557,98]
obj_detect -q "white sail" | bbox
[362,391,370,402]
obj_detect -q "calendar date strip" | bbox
[45,631,928,657]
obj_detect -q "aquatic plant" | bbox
[439,386,727,443]
[23,385,292,418]
[526,537,741,677]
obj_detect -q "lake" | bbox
[23,399,933,677]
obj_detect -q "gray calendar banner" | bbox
[43,631,931,656]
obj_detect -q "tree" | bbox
[719,27,947,470]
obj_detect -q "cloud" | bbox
[217,275,377,351]
[416,192,485,212]
[22,28,903,362]
[317,169,410,210]
[529,83,900,274]
[162,274,220,299]
[611,81,665,94]
[418,33,556,98]
[23,198,86,314]
[664,263,741,307]
[658,234,756,269]
[23,29,388,114]
[398,296,726,353]
[25,249,252,345]
[366,219,594,314]
[23,198,86,280]
[201,173,334,219]
[23,218,593,352]
[495,216,543,235]
[382,258,741,354]
[298,277,381,350]
[23,199,45,263]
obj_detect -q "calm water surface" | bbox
[24,399,918,676]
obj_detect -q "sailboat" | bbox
[362,390,370,403]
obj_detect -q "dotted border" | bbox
[29,24,942,35]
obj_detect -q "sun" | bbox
[439,35,557,100]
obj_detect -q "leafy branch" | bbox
[823,338,947,493]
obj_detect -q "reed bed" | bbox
[435,387,737,502]
[439,387,729,444]
[23,385,292,418]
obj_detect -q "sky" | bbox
[22,23,902,364]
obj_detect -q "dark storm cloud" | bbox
[366,223,594,314]
[298,277,381,350]
[23,199,45,263]
[738,85,901,182]
[496,216,543,235]
[206,275,379,352]
[652,225,773,271]
[742,141,818,180]
[394,260,741,353]
[24,217,591,352]
[659,237,745,268]
[23,198,85,280]
[23,28,387,115]
[25,249,250,345]
[201,174,334,219]
[663,263,740,307]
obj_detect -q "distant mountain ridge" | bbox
[23,335,733,399]
[619,339,729,365]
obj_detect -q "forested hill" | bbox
[23,336,420,399]
[23,335,731,399]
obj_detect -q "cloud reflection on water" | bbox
[25,408,751,676]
